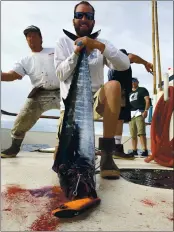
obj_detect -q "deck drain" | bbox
[120,169,173,190]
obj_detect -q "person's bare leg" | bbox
[132,137,138,150]
[136,117,148,156]
[139,135,148,156]
[115,120,124,136]
[98,81,121,178]
[127,119,138,157]
[99,81,121,138]
[139,135,147,150]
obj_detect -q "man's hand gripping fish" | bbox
[52,29,101,218]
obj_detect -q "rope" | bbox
[145,86,174,167]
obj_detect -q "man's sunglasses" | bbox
[132,80,138,83]
[74,12,94,20]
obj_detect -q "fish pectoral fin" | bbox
[63,29,78,41]
[63,29,101,41]
[90,30,101,39]
[52,197,101,218]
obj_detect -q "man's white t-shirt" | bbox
[54,36,130,110]
[12,48,59,90]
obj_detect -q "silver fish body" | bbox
[73,50,95,168]
[52,30,101,200]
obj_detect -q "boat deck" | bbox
[1,151,173,231]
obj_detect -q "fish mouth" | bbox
[58,164,97,200]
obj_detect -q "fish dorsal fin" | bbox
[63,29,101,41]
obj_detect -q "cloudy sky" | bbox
[1,1,173,128]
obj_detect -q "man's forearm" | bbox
[1,72,20,81]
[128,54,147,65]
[144,101,150,111]
[95,40,105,54]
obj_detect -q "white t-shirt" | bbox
[12,48,59,90]
[54,36,130,110]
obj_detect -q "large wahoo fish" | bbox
[52,29,101,218]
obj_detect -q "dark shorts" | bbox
[119,106,131,122]
[115,79,132,123]
[108,66,132,122]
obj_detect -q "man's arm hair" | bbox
[1,71,22,82]
[128,53,148,65]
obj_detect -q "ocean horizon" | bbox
[1,118,151,138]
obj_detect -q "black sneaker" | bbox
[141,150,148,157]
[128,150,138,157]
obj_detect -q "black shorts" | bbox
[113,72,132,122]
[119,106,131,122]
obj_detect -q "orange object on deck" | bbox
[52,197,101,218]
[145,86,174,167]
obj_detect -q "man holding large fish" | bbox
[54,1,130,180]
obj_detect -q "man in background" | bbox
[128,77,150,157]
[1,25,60,158]
[108,51,153,159]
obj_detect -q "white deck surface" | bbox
[1,151,173,231]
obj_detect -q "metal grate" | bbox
[120,169,174,190]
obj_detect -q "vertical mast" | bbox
[152,0,157,95]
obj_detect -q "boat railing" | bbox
[1,109,151,125]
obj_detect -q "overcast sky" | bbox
[1,1,173,123]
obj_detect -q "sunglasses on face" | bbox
[74,12,94,20]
